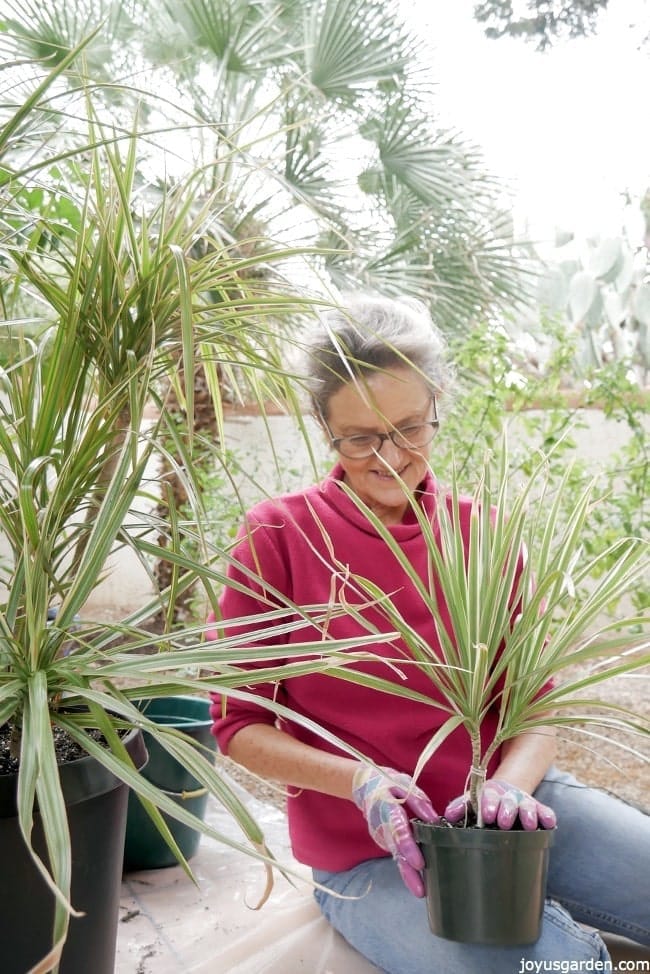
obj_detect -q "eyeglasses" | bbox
[327,398,439,459]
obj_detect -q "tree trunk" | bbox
[154,362,221,623]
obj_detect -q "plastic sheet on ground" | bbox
[117,770,382,973]
[118,770,649,973]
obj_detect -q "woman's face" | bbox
[324,366,436,525]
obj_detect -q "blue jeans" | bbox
[313,768,650,974]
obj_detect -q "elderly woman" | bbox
[210,295,649,974]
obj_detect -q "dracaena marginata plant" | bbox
[0,328,392,970]
[322,440,649,824]
[0,295,398,968]
[0,83,392,969]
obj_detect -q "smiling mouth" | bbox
[372,465,408,480]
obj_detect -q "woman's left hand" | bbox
[444,778,557,831]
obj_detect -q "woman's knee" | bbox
[313,862,611,974]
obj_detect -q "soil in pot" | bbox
[413,818,555,946]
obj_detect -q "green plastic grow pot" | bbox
[413,819,555,946]
[123,695,217,871]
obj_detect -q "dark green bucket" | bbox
[413,819,554,945]
[123,696,217,871]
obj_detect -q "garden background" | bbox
[1,0,648,855]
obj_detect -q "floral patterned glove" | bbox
[444,778,557,831]
[352,765,439,897]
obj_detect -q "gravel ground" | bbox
[554,668,649,811]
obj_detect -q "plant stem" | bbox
[69,404,131,575]
[469,734,486,827]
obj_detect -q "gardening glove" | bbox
[444,778,557,831]
[352,765,439,897]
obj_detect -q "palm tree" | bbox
[3,0,528,324]
[1,0,532,618]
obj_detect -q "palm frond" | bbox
[304,0,411,99]
[160,0,289,72]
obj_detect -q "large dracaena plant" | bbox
[0,329,395,969]
[321,441,649,822]
[0,61,389,967]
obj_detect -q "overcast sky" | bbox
[401,0,649,246]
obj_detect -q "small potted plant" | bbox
[333,441,649,945]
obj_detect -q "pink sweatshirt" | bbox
[210,465,513,872]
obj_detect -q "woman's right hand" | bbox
[444,778,556,831]
[352,765,439,897]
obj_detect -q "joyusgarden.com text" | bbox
[518,960,650,973]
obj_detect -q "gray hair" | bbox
[304,294,451,418]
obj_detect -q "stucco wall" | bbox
[83,407,648,615]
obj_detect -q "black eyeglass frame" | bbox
[323,397,439,459]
